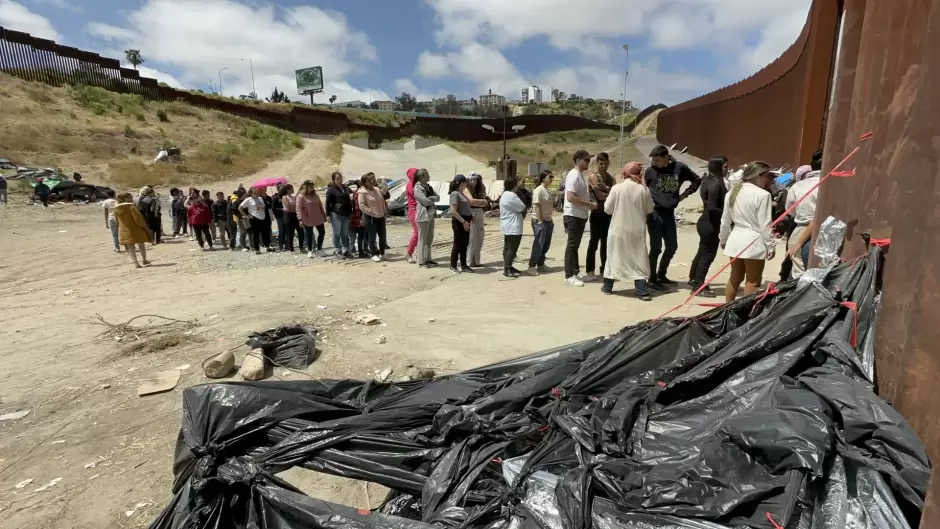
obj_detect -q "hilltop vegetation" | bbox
[0,73,303,188]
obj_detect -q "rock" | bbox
[99,384,111,390]
[317,305,328,310]
[395,376,413,382]
[405,366,435,380]
[375,335,387,345]
[240,350,266,381]
[374,367,393,382]
[14,479,33,489]
[426,318,435,323]
[0,410,30,422]
[355,314,381,325]
[204,350,236,379]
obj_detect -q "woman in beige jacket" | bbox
[357,173,389,262]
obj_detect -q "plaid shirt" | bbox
[351,189,363,229]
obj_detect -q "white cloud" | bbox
[0,0,60,40]
[85,0,387,103]
[132,65,186,89]
[417,0,813,106]
[31,0,83,13]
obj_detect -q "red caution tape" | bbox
[656,135,872,320]
[748,283,780,317]
[830,169,856,177]
[840,301,859,347]
[869,238,891,247]
[766,512,785,529]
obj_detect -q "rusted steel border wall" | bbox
[0,26,645,142]
[814,0,940,524]
[656,1,840,168]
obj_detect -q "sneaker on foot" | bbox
[308,251,314,258]
[565,276,585,287]
[648,281,669,292]
[406,255,415,264]
[583,272,599,283]
[695,286,718,298]
[241,248,249,252]
[460,266,475,273]
[526,267,539,277]
[371,255,381,263]
[537,265,549,273]
[637,293,653,301]
[450,267,460,274]
[659,276,679,286]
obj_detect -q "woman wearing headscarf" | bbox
[413,169,440,268]
[405,168,420,263]
[465,172,489,267]
[113,192,153,268]
[601,162,654,300]
[719,161,776,302]
[688,156,728,297]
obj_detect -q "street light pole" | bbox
[241,58,256,97]
[218,67,228,96]
[618,44,629,168]
[502,105,508,161]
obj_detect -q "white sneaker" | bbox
[241,248,249,253]
[308,251,314,258]
[406,255,415,264]
[583,272,598,283]
[565,277,585,287]
[526,267,539,277]
[371,255,381,263]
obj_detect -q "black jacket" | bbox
[326,185,353,216]
[212,199,229,221]
[697,176,727,230]
[644,158,702,210]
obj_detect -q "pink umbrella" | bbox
[251,176,288,189]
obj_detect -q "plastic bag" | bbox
[814,216,847,266]
[245,325,316,369]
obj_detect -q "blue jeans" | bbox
[109,218,120,250]
[529,219,554,267]
[330,213,351,253]
[602,277,650,296]
[800,239,811,268]
[647,208,678,281]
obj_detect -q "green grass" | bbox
[327,131,368,165]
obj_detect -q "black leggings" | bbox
[451,217,470,268]
[690,220,720,284]
[303,224,325,251]
[249,217,271,251]
[365,215,387,256]
[503,234,522,272]
[192,224,213,248]
[284,212,302,251]
[586,211,610,274]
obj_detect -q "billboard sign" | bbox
[295,66,323,94]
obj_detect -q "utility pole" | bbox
[242,58,256,97]
[218,67,228,96]
[618,44,629,168]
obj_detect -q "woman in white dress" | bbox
[601,162,655,300]
[719,161,776,302]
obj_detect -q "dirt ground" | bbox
[0,143,780,528]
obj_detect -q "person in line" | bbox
[102,189,120,252]
[601,161,654,300]
[466,172,489,267]
[719,161,776,302]
[645,145,702,289]
[138,186,162,245]
[688,156,729,297]
[375,173,393,251]
[187,190,214,251]
[785,156,823,278]
[585,152,615,282]
[259,187,276,252]
[239,187,270,254]
[325,172,353,257]
[351,183,367,257]
[33,178,52,208]
[229,188,248,251]
[405,168,420,264]
[526,170,554,276]
[499,176,528,278]
[297,180,328,258]
[0,175,7,205]
[774,164,810,281]
[272,185,287,251]
[358,173,389,262]
[449,174,474,273]
[413,168,440,268]
[278,184,300,252]
[562,150,597,287]
[211,192,230,248]
[170,188,187,238]
[112,192,152,268]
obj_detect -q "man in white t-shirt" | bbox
[562,150,597,286]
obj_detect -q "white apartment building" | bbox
[479,89,506,109]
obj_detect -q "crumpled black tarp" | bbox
[149,247,930,529]
[245,325,317,370]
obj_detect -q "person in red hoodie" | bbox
[404,167,419,263]
[186,190,214,250]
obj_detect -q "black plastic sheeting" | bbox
[245,325,317,370]
[149,247,930,529]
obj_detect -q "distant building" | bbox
[521,85,542,104]
[459,98,478,111]
[374,100,397,111]
[479,89,506,109]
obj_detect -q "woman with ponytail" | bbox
[688,156,728,297]
[719,161,776,302]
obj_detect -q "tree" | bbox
[329,95,337,104]
[266,87,290,103]
[125,49,144,70]
[369,102,379,109]
[414,101,432,113]
[395,92,418,112]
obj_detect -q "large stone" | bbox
[240,350,266,381]
[204,350,236,379]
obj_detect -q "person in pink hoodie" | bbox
[296,180,328,258]
[405,167,419,263]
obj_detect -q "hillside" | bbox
[0,72,303,189]
[448,129,643,175]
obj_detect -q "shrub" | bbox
[156,109,169,122]
[124,124,136,138]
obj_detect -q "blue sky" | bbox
[1,0,811,106]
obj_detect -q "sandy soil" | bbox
[0,143,781,528]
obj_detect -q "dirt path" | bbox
[0,148,777,527]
